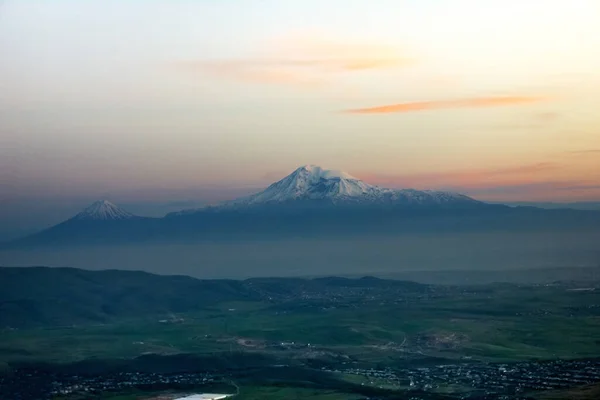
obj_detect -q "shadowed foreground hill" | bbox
[0,267,428,328]
[0,267,255,327]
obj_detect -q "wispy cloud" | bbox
[358,162,560,189]
[358,162,600,201]
[346,96,549,114]
[177,37,411,88]
[271,37,412,71]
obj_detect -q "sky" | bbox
[1,0,600,236]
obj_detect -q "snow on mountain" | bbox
[174,165,481,215]
[228,165,376,204]
[73,200,136,221]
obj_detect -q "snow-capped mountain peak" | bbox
[213,165,480,209]
[222,165,376,206]
[74,200,135,221]
[171,165,482,215]
[295,165,358,181]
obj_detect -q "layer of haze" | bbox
[2,232,599,279]
[1,0,600,239]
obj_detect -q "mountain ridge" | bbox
[4,165,600,248]
[173,165,481,215]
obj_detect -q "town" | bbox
[3,358,600,399]
[325,358,600,398]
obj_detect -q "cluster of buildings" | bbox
[0,370,219,400]
[248,279,436,305]
[325,358,600,398]
[3,358,599,399]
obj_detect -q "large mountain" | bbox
[173,165,482,215]
[5,166,600,248]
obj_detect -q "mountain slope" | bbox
[6,168,600,248]
[174,165,481,215]
[73,200,135,220]
[8,200,157,247]
[0,267,254,328]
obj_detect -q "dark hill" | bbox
[0,267,429,328]
[0,267,254,327]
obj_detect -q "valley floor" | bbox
[2,277,600,399]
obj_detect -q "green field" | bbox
[2,283,599,366]
[2,269,599,399]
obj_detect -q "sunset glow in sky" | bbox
[1,0,600,203]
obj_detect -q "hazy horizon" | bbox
[2,167,600,241]
[2,175,600,241]
[2,231,599,279]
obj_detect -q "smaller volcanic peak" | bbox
[5,200,147,248]
[74,200,135,221]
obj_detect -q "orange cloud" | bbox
[347,96,549,114]
[271,37,412,71]
[178,37,411,87]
